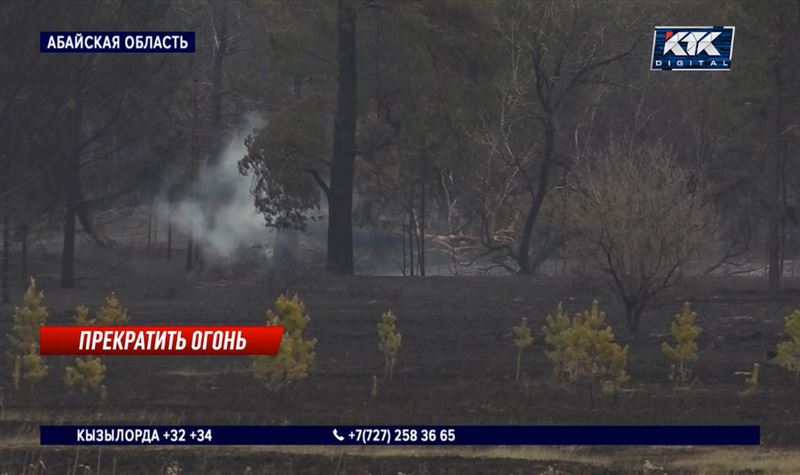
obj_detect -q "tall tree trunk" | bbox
[61,96,82,288]
[146,200,153,256]
[407,185,414,277]
[2,190,9,303]
[625,303,637,333]
[186,213,194,271]
[186,74,199,273]
[400,224,407,276]
[61,196,77,287]
[198,5,230,269]
[166,200,173,260]
[20,222,27,281]
[153,200,158,253]
[624,300,644,333]
[326,0,357,275]
[418,178,426,276]
[517,120,556,274]
[76,201,109,248]
[208,4,228,167]
[768,62,783,296]
[273,75,304,269]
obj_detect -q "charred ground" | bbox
[1,258,799,473]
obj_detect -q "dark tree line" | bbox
[0,1,798,324]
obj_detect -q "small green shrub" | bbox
[251,294,316,391]
[542,303,570,382]
[512,317,533,383]
[776,308,800,384]
[95,293,129,325]
[64,307,105,395]
[661,302,701,387]
[64,356,106,394]
[64,294,129,396]
[8,278,48,390]
[377,311,402,380]
[542,300,629,401]
[73,305,91,325]
[21,346,48,389]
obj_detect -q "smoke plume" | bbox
[158,114,269,261]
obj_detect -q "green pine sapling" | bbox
[377,311,402,380]
[661,302,702,387]
[8,278,48,391]
[776,308,800,384]
[251,294,317,391]
[542,300,629,402]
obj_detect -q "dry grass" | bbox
[251,446,800,473]
[5,436,800,473]
[669,447,800,474]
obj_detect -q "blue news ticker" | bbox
[40,425,761,446]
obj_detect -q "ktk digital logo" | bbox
[651,26,735,71]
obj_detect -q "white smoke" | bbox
[158,114,270,260]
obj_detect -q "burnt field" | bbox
[1,261,800,473]
[4,0,800,471]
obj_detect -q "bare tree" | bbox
[467,0,640,274]
[569,140,720,332]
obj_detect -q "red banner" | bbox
[39,325,284,355]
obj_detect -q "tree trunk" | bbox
[208,3,228,168]
[624,303,636,332]
[624,300,645,333]
[418,177,426,276]
[407,185,414,277]
[186,73,199,272]
[400,224,407,276]
[272,75,304,270]
[2,191,9,303]
[76,201,110,248]
[199,5,229,268]
[146,200,153,256]
[153,200,158,253]
[61,197,77,288]
[61,97,82,289]
[186,197,195,272]
[186,227,194,271]
[166,200,173,260]
[768,62,783,296]
[20,222,27,282]
[517,119,556,274]
[326,0,357,275]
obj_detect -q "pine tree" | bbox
[377,311,402,380]
[251,294,316,392]
[64,293,128,396]
[542,302,570,382]
[64,356,106,394]
[662,302,702,387]
[95,293,129,325]
[64,307,106,395]
[542,300,629,402]
[776,308,800,384]
[7,278,48,390]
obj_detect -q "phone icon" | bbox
[332,429,345,442]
